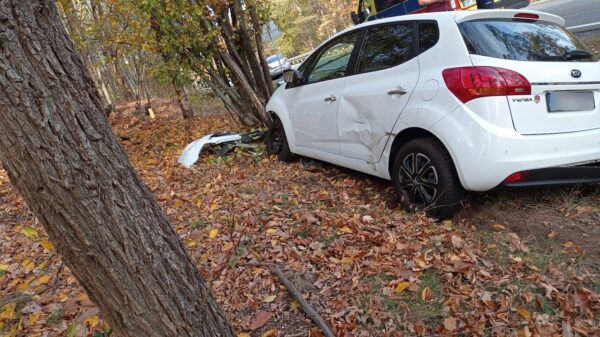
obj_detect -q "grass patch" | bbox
[46,309,64,325]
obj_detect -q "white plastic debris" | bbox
[177,133,242,168]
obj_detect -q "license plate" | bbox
[546,91,596,112]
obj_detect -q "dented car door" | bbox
[338,22,420,163]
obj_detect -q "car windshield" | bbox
[459,19,597,62]
[267,55,283,63]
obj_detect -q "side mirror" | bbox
[283,69,304,85]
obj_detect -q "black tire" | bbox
[391,138,464,219]
[266,118,294,162]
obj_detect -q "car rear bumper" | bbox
[502,163,600,187]
[432,105,600,191]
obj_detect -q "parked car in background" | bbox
[266,10,600,219]
[267,54,292,79]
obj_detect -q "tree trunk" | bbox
[0,2,235,337]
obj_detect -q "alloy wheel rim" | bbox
[398,153,439,206]
[270,128,283,154]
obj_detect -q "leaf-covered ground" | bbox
[1,100,599,337]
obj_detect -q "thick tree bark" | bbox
[0,2,235,337]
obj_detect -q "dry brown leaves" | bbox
[1,102,599,336]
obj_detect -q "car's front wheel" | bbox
[266,118,294,162]
[391,138,463,219]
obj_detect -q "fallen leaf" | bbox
[40,239,54,251]
[547,231,559,239]
[261,329,278,337]
[443,317,457,331]
[208,229,219,239]
[238,334,250,337]
[395,282,410,294]
[340,257,353,264]
[451,235,464,249]
[21,259,35,270]
[0,264,9,271]
[263,294,277,303]
[248,311,273,331]
[563,241,574,248]
[492,224,506,231]
[516,307,531,321]
[309,327,325,337]
[85,315,100,328]
[21,226,39,237]
[338,227,353,234]
[421,287,432,301]
[36,274,52,285]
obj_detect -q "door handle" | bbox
[387,88,407,96]
[324,95,337,102]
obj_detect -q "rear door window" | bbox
[418,22,439,53]
[356,23,415,74]
[459,19,596,62]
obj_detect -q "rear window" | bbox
[459,19,597,62]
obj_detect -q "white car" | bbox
[265,10,600,218]
[267,54,292,79]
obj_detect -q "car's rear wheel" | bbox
[392,138,463,219]
[266,118,293,162]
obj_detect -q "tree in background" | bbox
[0,1,236,336]
[269,0,355,57]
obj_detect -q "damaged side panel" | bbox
[338,57,420,165]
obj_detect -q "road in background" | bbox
[528,0,600,32]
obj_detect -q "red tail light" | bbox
[504,171,530,184]
[514,13,539,20]
[442,67,531,103]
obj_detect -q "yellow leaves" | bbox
[394,282,410,294]
[196,200,203,208]
[210,203,219,211]
[208,229,219,239]
[563,241,574,248]
[238,334,250,337]
[28,313,41,326]
[263,294,277,303]
[261,329,278,337]
[40,239,54,251]
[266,228,278,235]
[492,224,507,231]
[340,257,354,264]
[18,276,35,291]
[516,307,531,321]
[85,315,100,328]
[20,226,38,237]
[0,264,9,271]
[0,303,16,320]
[36,274,52,286]
[441,220,453,229]
[338,226,353,234]
[21,259,35,270]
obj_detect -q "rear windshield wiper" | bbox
[563,50,593,61]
